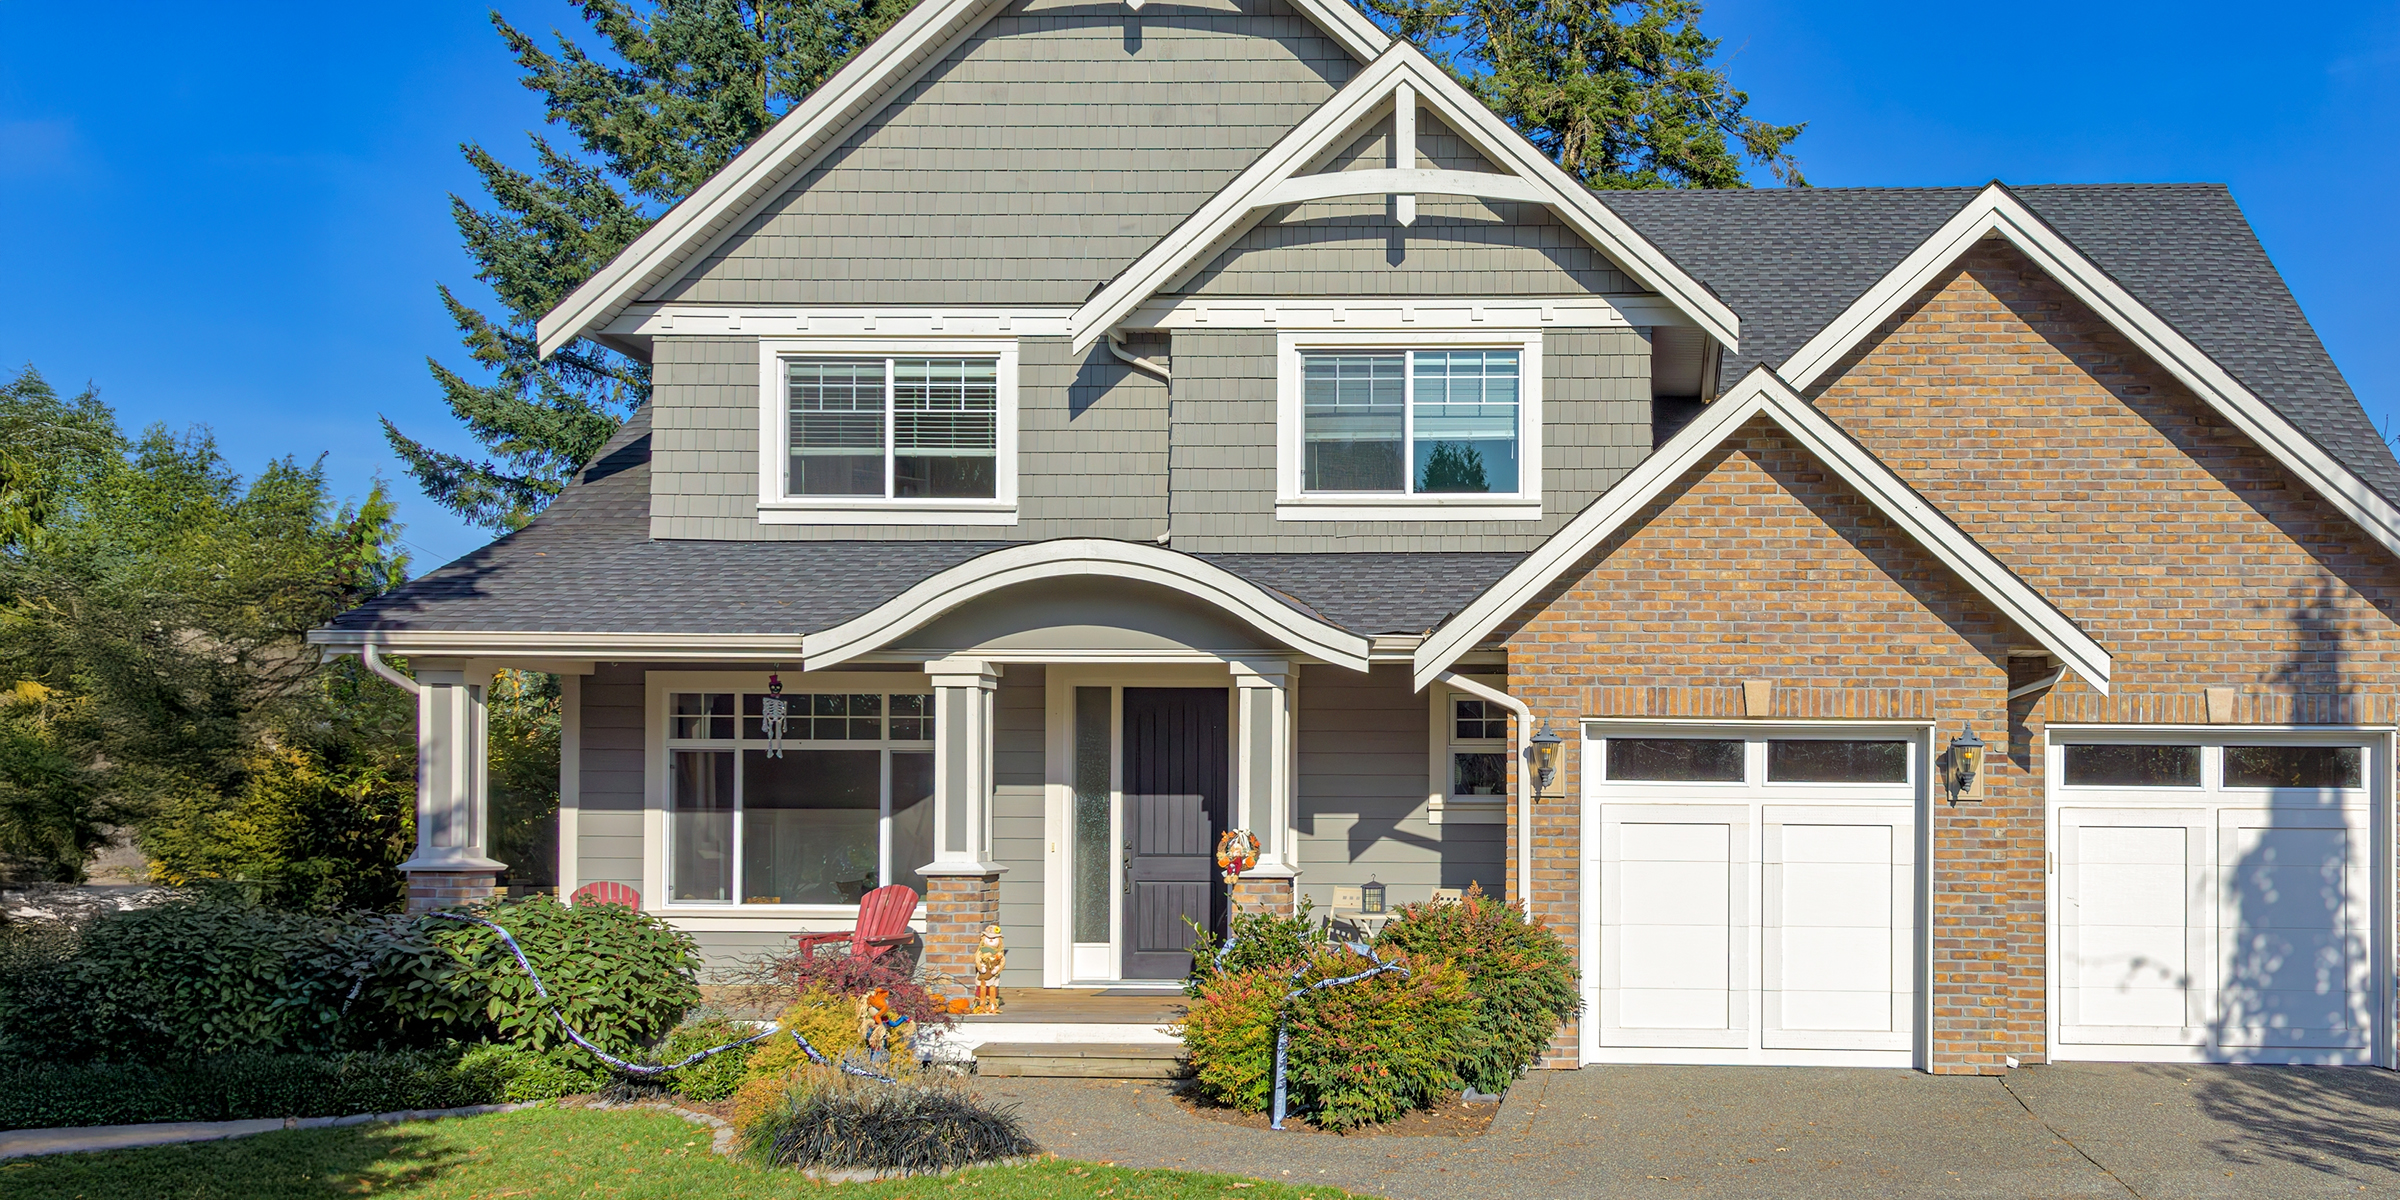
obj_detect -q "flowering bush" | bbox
[742,943,954,1032]
[1374,884,1579,1093]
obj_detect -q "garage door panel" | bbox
[1777,861,1893,926]
[1763,808,1913,1052]
[1771,988,1894,1032]
[1776,927,1894,991]
[1599,805,1749,1050]
[2059,812,2207,1047]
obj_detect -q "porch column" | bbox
[1231,658,1298,914]
[400,660,506,912]
[921,657,1005,992]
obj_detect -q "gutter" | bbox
[1106,330,1171,382]
[360,644,421,696]
[1434,670,1534,917]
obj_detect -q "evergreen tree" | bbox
[1361,0,1804,188]
[390,0,915,533]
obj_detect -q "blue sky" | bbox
[2,2,2394,571]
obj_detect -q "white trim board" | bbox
[1065,43,1739,353]
[801,538,1373,672]
[534,0,1390,358]
[1410,366,2113,693]
[604,306,1075,341]
[1126,294,1692,332]
[1782,182,2400,564]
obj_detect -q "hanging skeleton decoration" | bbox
[761,672,791,758]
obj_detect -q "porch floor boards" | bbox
[961,989,1187,1025]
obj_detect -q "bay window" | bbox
[665,689,935,905]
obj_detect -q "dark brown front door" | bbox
[1120,687,1229,980]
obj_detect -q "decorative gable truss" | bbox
[1780,182,2400,563]
[1411,366,2115,693]
[1065,43,1741,352]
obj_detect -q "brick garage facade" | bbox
[1493,237,2400,1074]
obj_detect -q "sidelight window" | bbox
[665,690,935,905]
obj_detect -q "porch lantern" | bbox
[1530,719,1564,794]
[1360,877,1386,915]
[1943,728,1986,799]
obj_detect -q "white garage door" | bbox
[2051,736,2385,1065]
[1586,729,1922,1067]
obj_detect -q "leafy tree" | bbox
[1361,0,1805,188]
[0,366,411,885]
[390,0,917,532]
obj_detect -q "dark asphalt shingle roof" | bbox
[1595,183,2400,501]
[336,183,2390,640]
[331,410,1518,638]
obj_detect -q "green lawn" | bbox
[0,1106,1372,1200]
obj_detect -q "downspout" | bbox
[1436,670,1535,916]
[361,643,421,696]
[1106,329,1171,382]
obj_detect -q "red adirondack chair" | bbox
[793,884,920,962]
[569,881,640,908]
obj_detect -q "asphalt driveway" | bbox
[975,1063,2400,1199]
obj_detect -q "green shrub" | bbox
[655,1014,760,1102]
[426,894,701,1056]
[1374,884,1580,1093]
[0,1047,510,1131]
[454,1042,612,1103]
[1184,897,1321,996]
[1179,964,1281,1113]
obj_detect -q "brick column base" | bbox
[921,873,1002,998]
[406,871,500,913]
[1230,875,1297,916]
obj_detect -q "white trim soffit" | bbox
[1125,294,1693,332]
[1065,42,1740,353]
[801,538,1373,672]
[1410,366,2114,694]
[533,0,1388,358]
[1780,181,2400,562]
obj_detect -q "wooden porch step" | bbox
[972,1042,1187,1079]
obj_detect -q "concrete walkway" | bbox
[0,1104,524,1161]
[975,1063,2400,1199]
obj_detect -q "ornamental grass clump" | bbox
[1374,883,1580,1094]
[740,1073,1036,1175]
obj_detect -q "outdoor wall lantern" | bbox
[1360,877,1386,915]
[1530,719,1564,793]
[1942,728,1986,800]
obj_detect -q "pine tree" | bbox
[1361,0,1804,188]
[391,0,916,533]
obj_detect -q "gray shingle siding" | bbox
[575,661,646,891]
[648,335,1170,542]
[1296,665,1502,909]
[1166,327,1651,552]
[654,0,1356,308]
[1174,111,1637,298]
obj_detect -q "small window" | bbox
[2224,745,2362,789]
[1455,698,1509,740]
[787,356,999,500]
[2062,743,2201,787]
[1607,738,1744,783]
[1300,349,1521,495]
[1453,752,1508,797]
[1767,740,1909,784]
[671,693,734,740]
[889,694,933,741]
[1447,697,1509,800]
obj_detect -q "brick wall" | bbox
[1231,875,1297,915]
[406,871,500,914]
[921,873,1002,999]
[1493,236,2400,1074]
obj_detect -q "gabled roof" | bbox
[1067,41,1740,351]
[534,0,1390,358]
[1412,366,2114,692]
[1596,182,2400,507]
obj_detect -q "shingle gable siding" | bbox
[653,0,1357,308]
[1172,110,1640,298]
[1167,327,1651,552]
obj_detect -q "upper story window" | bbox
[756,339,1018,525]
[1276,331,1542,522]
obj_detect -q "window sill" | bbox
[1276,499,1540,523]
[759,503,1017,526]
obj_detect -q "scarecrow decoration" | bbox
[972,924,1006,1014]
[855,986,912,1060]
[1215,829,1261,885]
[761,673,790,758]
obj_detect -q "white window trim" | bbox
[1275,328,1543,522]
[642,669,938,924]
[1427,684,1508,825]
[755,337,1020,525]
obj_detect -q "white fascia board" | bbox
[801,538,1372,671]
[1123,293,1691,331]
[604,305,1074,340]
[1780,182,2400,562]
[306,627,805,663]
[1068,43,1738,352]
[1411,367,2112,693]
[534,0,1014,358]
